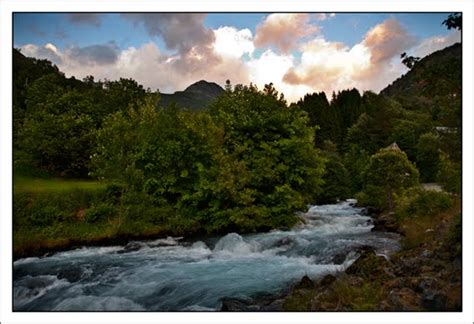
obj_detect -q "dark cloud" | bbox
[67,13,103,26]
[122,13,215,53]
[122,13,220,79]
[67,43,119,65]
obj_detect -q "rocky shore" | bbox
[219,201,462,311]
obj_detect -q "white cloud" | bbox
[213,26,254,58]
[315,13,336,21]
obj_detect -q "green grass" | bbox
[14,176,106,193]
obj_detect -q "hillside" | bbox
[159,80,224,110]
[381,42,461,100]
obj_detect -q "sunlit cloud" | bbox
[254,14,320,54]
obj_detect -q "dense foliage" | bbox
[13,16,461,238]
[91,84,325,233]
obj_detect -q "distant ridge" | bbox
[159,80,224,110]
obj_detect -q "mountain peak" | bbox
[184,80,223,94]
[159,80,224,110]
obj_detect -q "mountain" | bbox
[381,42,461,99]
[159,80,224,110]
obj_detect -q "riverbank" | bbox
[13,178,201,260]
[280,196,461,311]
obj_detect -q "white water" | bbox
[13,200,400,311]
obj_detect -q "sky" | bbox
[13,13,461,102]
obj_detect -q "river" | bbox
[13,199,400,311]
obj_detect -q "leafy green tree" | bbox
[209,83,326,229]
[416,132,441,182]
[443,13,461,30]
[19,89,97,177]
[361,147,419,211]
[343,144,370,195]
[316,141,351,204]
[437,152,461,194]
[389,113,432,161]
[346,92,402,154]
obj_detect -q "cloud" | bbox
[281,18,419,97]
[66,43,120,65]
[121,13,223,84]
[123,13,214,54]
[282,38,370,95]
[20,39,250,95]
[213,26,254,58]
[254,14,320,53]
[362,18,417,64]
[315,13,336,21]
[67,14,103,26]
[411,30,461,59]
[21,42,120,68]
[18,17,461,104]
[20,43,63,65]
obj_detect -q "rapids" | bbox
[13,200,399,311]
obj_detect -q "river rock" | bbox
[274,237,294,247]
[117,242,142,254]
[319,274,336,287]
[295,275,314,289]
[388,288,421,311]
[332,253,347,265]
[346,249,390,278]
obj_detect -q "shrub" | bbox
[85,203,116,223]
[437,152,461,194]
[395,187,453,220]
[359,147,419,210]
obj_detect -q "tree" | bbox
[209,83,326,229]
[361,146,419,211]
[437,152,461,194]
[443,13,462,30]
[317,141,351,204]
[416,132,441,182]
[19,89,97,177]
[346,92,402,155]
[401,52,420,69]
[343,144,370,195]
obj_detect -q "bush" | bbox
[13,188,111,229]
[437,152,461,194]
[85,203,116,223]
[359,147,419,211]
[395,187,453,220]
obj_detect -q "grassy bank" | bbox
[13,177,198,259]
